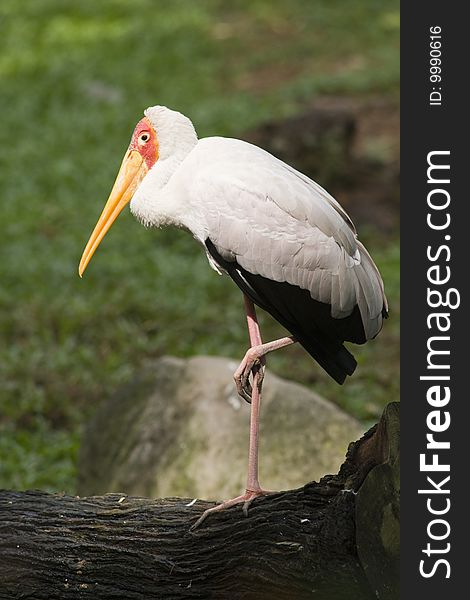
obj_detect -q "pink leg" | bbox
[244,296,264,492]
[241,296,295,488]
[191,296,297,530]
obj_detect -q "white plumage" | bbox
[130,106,387,344]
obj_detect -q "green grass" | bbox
[0,0,399,492]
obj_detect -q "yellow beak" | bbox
[79,150,148,277]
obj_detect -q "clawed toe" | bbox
[242,498,252,517]
[191,488,274,530]
[234,352,265,404]
[238,370,253,403]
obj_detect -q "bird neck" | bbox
[129,140,197,228]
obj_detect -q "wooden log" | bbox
[0,403,399,600]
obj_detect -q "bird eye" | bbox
[138,132,150,145]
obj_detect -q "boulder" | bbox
[78,356,363,500]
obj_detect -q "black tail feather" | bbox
[206,239,362,384]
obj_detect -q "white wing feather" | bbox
[179,137,386,339]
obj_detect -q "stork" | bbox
[79,106,387,528]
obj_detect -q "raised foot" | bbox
[190,487,274,531]
[233,347,266,403]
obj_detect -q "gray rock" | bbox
[78,356,363,500]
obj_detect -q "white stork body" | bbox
[79,106,387,527]
[129,107,387,384]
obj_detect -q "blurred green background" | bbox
[0,0,399,492]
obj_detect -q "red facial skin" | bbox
[129,117,159,169]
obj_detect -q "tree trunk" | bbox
[0,403,399,600]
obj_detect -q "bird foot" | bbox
[233,348,266,403]
[190,487,273,530]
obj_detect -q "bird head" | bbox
[78,115,159,277]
